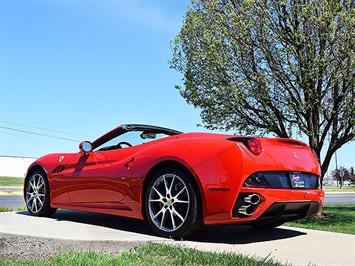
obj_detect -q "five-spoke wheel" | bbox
[145,167,202,238]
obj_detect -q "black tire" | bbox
[144,167,202,239]
[24,170,57,217]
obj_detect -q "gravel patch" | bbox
[0,233,139,260]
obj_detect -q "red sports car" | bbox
[24,124,324,238]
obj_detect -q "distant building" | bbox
[322,176,337,186]
[0,155,36,177]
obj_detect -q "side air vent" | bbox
[52,165,65,174]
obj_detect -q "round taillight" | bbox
[247,138,262,155]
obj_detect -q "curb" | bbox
[0,191,22,196]
[0,186,22,190]
[0,186,22,195]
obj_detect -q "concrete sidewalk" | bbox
[1,210,354,265]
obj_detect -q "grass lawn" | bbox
[323,186,355,192]
[286,204,355,235]
[0,206,27,212]
[0,243,283,266]
[0,207,12,212]
[0,176,24,187]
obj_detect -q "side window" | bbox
[93,131,169,152]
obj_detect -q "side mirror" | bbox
[79,141,92,154]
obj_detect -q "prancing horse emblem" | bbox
[293,152,300,160]
[58,156,65,162]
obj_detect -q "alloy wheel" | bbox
[25,173,46,214]
[148,174,190,232]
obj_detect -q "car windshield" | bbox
[93,130,170,152]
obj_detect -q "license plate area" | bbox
[290,172,305,188]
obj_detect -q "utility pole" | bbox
[335,151,338,187]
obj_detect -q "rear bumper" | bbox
[250,201,320,225]
[204,187,324,225]
[192,144,323,225]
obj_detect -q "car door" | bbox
[64,147,136,209]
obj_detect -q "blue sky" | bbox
[0,0,353,174]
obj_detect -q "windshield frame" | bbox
[91,124,182,151]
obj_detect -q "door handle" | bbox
[124,157,134,169]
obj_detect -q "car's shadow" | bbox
[17,210,306,244]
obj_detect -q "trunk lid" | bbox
[256,138,320,175]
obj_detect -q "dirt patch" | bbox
[0,233,139,260]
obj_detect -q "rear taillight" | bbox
[247,138,262,155]
[227,137,262,155]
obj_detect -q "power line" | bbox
[0,120,94,138]
[0,125,80,142]
[0,131,73,150]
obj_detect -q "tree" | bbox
[171,0,354,176]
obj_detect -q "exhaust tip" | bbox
[244,194,261,205]
[238,205,255,216]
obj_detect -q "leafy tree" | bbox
[171,0,354,176]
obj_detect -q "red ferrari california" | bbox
[24,124,324,238]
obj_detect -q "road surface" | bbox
[324,193,355,204]
[0,210,354,265]
[0,195,24,209]
[1,193,354,210]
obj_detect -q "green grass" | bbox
[0,243,283,266]
[286,204,355,235]
[0,206,27,212]
[323,186,355,192]
[0,176,24,187]
[0,207,12,212]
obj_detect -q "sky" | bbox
[0,0,353,175]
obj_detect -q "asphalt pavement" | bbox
[0,210,354,265]
[324,193,355,204]
[0,195,24,209]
